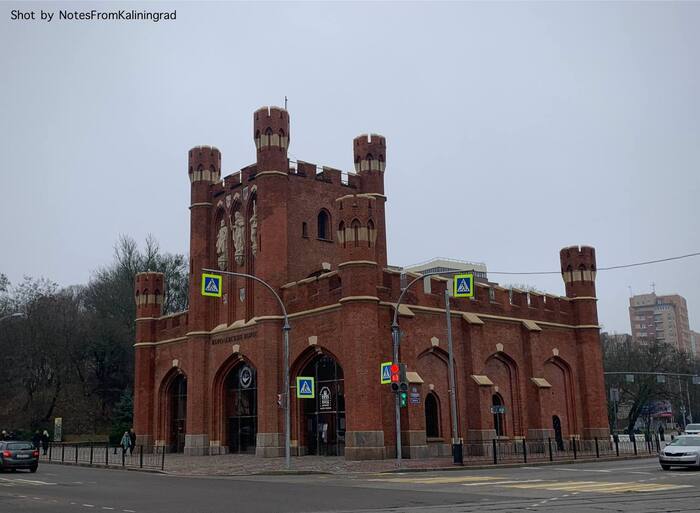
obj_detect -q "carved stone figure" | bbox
[232,211,245,266]
[216,219,228,270]
[250,200,258,257]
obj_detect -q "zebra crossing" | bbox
[0,477,57,487]
[366,474,692,494]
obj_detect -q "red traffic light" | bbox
[390,364,399,373]
[391,374,399,382]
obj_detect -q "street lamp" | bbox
[391,269,467,463]
[202,268,291,470]
[0,312,26,323]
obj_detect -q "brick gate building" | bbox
[133,106,609,459]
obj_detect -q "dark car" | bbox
[0,441,39,472]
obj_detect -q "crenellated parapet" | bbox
[353,134,386,195]
[254,106,289,172]
[134,272,164,318]
[335,194,378,249]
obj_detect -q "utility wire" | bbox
[485,251,700,276]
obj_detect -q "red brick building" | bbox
[133,106,608,459]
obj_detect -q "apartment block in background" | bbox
[629,293,691,352]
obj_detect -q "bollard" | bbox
[61,444,65,463]
[90,444,93,465]
[632,435,638,455]
[595,437,600,458]
[548,438,553,462]
[139,445,143,468]
[615,435,619,457]
[523,439,528,463]
[161,446,165,471]
[75,444,78,464]
[49,442,52,461]
[106,443,109,466]
[572,438,577,460]
[492,439,498,465]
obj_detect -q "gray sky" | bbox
[2,1,699,334]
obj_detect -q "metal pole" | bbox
[203,268,291,470]
[444,288,461,464]
[283,321,291,470]
[391,321,402,462]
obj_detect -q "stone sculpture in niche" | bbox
[250,200,258,257]
[216,219,228,270]
[232,211,245,266]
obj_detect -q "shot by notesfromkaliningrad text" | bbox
[10,9,177,23]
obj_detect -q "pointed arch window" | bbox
[492,393,505,437]
[317,210,331,241]
[351,219,361,247]
[367,219,375,248]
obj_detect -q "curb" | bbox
[41,460,165,474]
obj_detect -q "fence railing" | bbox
[40,442,165,470]
[460,435,665,465]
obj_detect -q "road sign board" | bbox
[490,405,506,414]
[201,273,222,297]
[410,392,420,405]
[296,376,315,399]
[453,273,474,298]
[380,361,392,384]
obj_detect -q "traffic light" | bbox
[399,363,408,393]
[390,363,400,391]
[399,391,408,408]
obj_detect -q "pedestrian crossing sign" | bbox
[201,273,222,297]
[380,361,393,384]
[296,376,315,399]
[453,273,474,298]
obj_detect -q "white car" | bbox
[659,435,700,470]
[684,424,700,435]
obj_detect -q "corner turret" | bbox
[254,106,290,171]
[353,134,386,195]
[560,245,597,299]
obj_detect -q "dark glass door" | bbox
[226,365,257,454]
[302,355,345,456]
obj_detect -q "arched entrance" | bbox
[553,415,564,450]
[300,354,345,456]
[425,393,440,438]
[492,394,505,437]
[168,374,187,453]
[224,363,257,454]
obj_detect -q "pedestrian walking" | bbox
[129,428,136,455]
[658,425,665,442]
[120,430,132,455]
[1,430,6,441]
[41,430,50,455]
[32,430,41,449]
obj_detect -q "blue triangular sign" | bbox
[457,278,470,294]
[205,278,219,293]
[382,366,391,380]
[300,381,311,394]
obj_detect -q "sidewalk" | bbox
[161,452,653,476]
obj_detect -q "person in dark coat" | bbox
[32,430,41,449]
[129,428,136,455]
[658,425,665,441]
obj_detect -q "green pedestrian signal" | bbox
[399,391,408,408]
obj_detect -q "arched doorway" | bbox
[492,394,505,437]
[553,415,564,450]
[168,374,187,453]
[425,393,440,438]
[300,354,345,456]
[224,363,257,454]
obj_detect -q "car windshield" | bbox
[669,437,700,447]
[685,424,700,430]
[7,443,33,450]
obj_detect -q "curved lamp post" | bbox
[202,268,291,470]
[391,270,468,463]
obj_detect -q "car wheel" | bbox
[661,465,671,470]
[30,465,37,473]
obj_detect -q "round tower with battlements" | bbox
[353,133,386,195]
[254,106,290,172]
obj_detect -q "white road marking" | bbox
[551,468,611,473]
[83,505,95,508]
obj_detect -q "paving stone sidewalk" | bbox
[163,453,456,475]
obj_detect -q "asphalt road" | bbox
[1,457,699,512]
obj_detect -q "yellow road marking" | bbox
[505,480,693,493]
[369,475,503,484]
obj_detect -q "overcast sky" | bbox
[1,1,699,334]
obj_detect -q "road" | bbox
[1,457,699,512]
